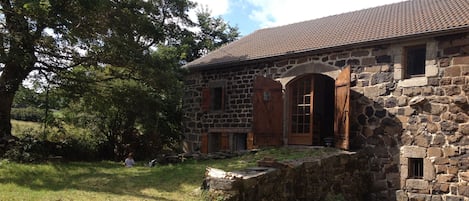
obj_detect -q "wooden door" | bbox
[252,76,283,146]
[334,66,351,150]
[288,76,314,145]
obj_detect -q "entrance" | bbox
[287,74,335,145]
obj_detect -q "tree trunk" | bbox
[0,63,30,141]
[0,91,14,140]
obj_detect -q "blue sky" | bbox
[191,0,406,36]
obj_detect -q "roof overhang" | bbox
[184,26,469,72]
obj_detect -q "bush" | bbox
[11,107,44,122]
[4,124,101,162]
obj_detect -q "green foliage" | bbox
[54,62,184,160]
[0,0,195,137]
[9,120,103,161]
[11,107,44,122]
[177,8,240,62]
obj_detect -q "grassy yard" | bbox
[11,120,43,137]
[0,148,336,201]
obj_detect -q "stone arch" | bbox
[276,62,340,87]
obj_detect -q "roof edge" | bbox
[185,26,469,71]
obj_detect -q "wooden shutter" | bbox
[220,133,230,151]
[252,76,284,146]
[200,133,208,153]
[334,66,351,150]
[201,88,210,112]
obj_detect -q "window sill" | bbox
[397,77,428,88]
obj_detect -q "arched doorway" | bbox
[287,74,335,146]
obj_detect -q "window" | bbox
[201,81,226,112]
[405,45,426,77]
[211,87,224,111]
[408,158,424,179]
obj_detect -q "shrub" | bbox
[11,107,44,122]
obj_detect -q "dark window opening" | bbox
[211,87,224,111]
[232,133,247,151]
[409,158,424,179]
[208,133,221,153]
[405,45,426,77]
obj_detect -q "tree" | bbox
[179,8,240,62]
[0,0,194,142]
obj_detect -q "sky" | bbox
[190,0,406,36]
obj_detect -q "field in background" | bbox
[11,120,43,137]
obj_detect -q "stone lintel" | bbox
[401,146,426,158]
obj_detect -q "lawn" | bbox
[0,148,336,201]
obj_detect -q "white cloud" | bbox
[245,0,405,28]
[190,0,230,16]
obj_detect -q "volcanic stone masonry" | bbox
[183,32,469,200]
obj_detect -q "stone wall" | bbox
[205,151,371,201]
[183,32,469,200]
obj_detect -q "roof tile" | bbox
[186,0,469,69]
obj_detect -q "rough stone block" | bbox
[443,147,459,157]
[453,95,468,104]
[436,174,454,183]
[440,77,452,85]
[444,86,462,96]
[396,190,409,201]
[397,96,408,107]
[352,50,370,57]
[401,146,426,158]
[372,179,388,191]
[452,77,465,85]
[362,57,376,66]
[371,72,393,85]
[460,124,469,135]
[426,64,439,77]
[447,166,458,175]
[432,183,449,193]
[364,85,387,97]
[424,158,436,180]
[453,55,469,65]
[462,65,469,76]
[435,165,447,174]
[444,66,461,77]
[458,185,469,197]
[406,179,429,191]
[427,147,442,158]
[434,157,450,165]
[414,135,431,147]
[460,172,469,182]
[439,58,451,67]
[365,66,381,73]
[430,195,442,201]
[445,195,464,201]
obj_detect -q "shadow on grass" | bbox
[0,148,337,200]
[0,160,209,201]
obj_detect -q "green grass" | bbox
[11,120,43,137]
[0,148,337,201]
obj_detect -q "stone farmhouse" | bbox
[183,0,469,200]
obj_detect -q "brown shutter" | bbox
[334,66,351,150]
[200,133,208,153]
[201,88,210,112]
[220,133,230,151]
[221,87,225,111]
[252,76,284,146]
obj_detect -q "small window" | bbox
[201,81,226,112]
[405,45,426,78]
[211,87,224,111]
[408,158,424,179]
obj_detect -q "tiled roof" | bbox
[185,0,469,69]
